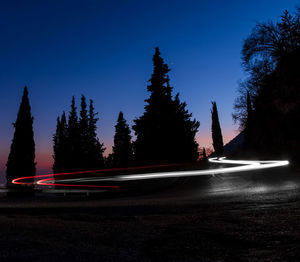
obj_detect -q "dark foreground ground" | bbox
[0,166,300,261]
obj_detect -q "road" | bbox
[0,164,299,261]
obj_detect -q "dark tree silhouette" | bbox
[242,10,300,73]
[232,61,271,129]
[104,153,114,168]
[6,86,36,186]
[53,117,61,173]
[211,101,224,157]
[87,99,105,169]
[53,97,105,172]
[133,47,199,164]
[244,91,253,149]
[250,47,300,158]
[172,93,200,161]
[233,8,300,127]
[202,147,207,161]
[53,112,68,173]
[65,96,80,171]
[112,112,133,167]
[246,91,253,123]
[78,95,90,170]
[233,7,300,161]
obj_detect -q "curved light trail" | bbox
[63,157,288,182]
[11,163,179,189]
[12,158,289,190]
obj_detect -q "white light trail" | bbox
[111,158,289,181]
[37,158,289,185]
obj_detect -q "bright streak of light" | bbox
[109,158,289,181]
[12,158,289,189]
[11,163,179,188]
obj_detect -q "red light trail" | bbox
[12,163,180,189]
[12,158,289,190]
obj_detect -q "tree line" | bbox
[53,96,105,173]
[5,47,226,186]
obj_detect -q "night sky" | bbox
[0,0,299,181]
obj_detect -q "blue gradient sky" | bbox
[0,0,299,181]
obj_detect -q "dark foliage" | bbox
[53,112,68,173]
[233,9,300,127]
[211,101,224,157]
[53,96,105,173]
[202,147,207,161]
[250,48,300,160]
[112,112,133,167]
[65,96,80,171]
[6,87,36,186]
[133,47,199,165]
[233,7,300,162]
[243,91,254,150]
[86,99,105,169]
[78,95,91,170]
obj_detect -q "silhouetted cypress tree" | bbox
[6,86,36,186]
[211,101,224,157]
[66,96,80,171]
[87,99,105,169]
[53,117,61,172]
[53,112,67,173]
[172,93,200,162]
[53,97,105,172]
[133,47,199,164]
[79,95,90,170]
[112,112,133,167]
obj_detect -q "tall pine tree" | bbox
[172,93,199,162]
[66,96,80,171]
[53,97,105,172]
[112,112,133,167]
[53,112,67,173]
[6,86,36,186]
[211,101,224,157]
[87,99,105,169]
[78,95,90,170]
[133,47,199,164]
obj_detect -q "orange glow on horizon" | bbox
[0,130,238,177]
[196,129,237,149]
